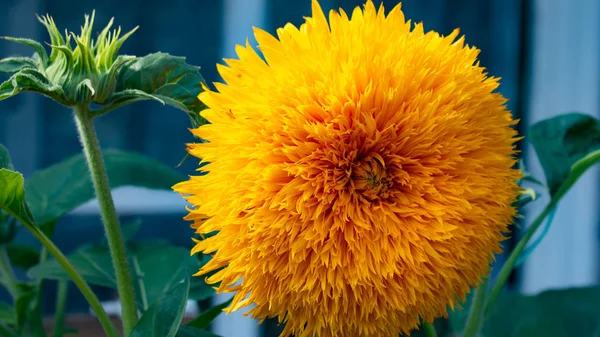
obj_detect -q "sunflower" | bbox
[173,1,521,336]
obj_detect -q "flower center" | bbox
[351,155,392,200]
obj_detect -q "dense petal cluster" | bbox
[174,1,521,336]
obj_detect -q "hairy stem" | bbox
[73,105,138,334]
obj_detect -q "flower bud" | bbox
[37,12,138,105]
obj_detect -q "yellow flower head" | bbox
[174,1,521,336]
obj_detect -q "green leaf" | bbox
[28,240,213,308]
[554,149,600,200]
[186,298,233,330]
[529,113,600,195]
[0,145,13,170]
[176,326,221,337]
[450,286,600,337]
[525,113,600,265]
[0,301,15,325]
[0,68,67,104]
[28,245,115,287]
[129,272,190,337]
[25,149,185,225]
[1,37,48,66]
[188,280,215,302]
[111,52,207,124]
[188,254,214,302]
[7,244,40,269]
[0,57,37,74]
[130,243,198,307]
[0,168,37,228]
[129,241,213,308]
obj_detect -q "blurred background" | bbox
[0,0,598,336]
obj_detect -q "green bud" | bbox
[1,11,205,121]
[36,12,138,105]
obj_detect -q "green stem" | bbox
[485,198,558,318]
[0,246,18,298]
[422,322,438,337]
[52,280,68,337]
[462,278,489,337]
[19,222,119,337]
[73,105,138,334]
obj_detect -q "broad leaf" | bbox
[128,272,190,337]
[177,326,221,337]
[28,240,213,308]
[450,287,600,337]
[186,298,233,330]
[526,113,600,263]
[553,149,600,200]
[188,254,217,301]
[112,52,207,126]
[133,242,213,306]
[0,57,37,74]
[0,68,66,104]
[1,37,48,66]
[129,241,214,307]
[28,245,116,287]
[130,243,203,308]
[189,280,215,302]
[25,149,185,225]
[529,113,600,195]
[7,244,40,269]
